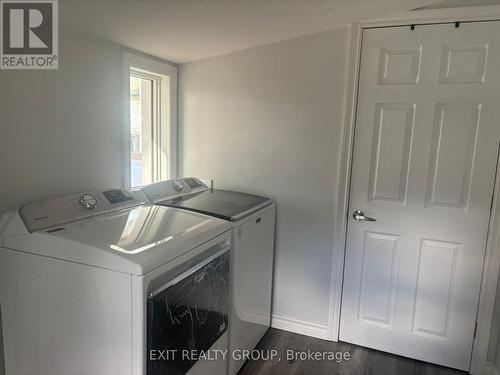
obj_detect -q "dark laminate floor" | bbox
[238,329,468,375]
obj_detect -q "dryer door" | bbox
[147,246,230,375]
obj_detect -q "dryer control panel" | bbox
[140,177,209,204]
[19,188,144,232]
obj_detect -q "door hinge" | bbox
[474,321,478,338]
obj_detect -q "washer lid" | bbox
[160,189,273,221]
[1,205,230,275]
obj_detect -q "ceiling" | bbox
[60,0,500,63]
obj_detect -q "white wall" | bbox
[0,31,175,215]
[179,27,350,334]
[0,31,124,214]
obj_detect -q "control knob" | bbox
[173,180,184,192]
[79,194,97,209]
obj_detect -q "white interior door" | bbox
[340,22,500,371]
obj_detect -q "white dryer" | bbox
[0,188,231,375]
[139,178,276,375]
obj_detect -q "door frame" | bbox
[330,6,500,374]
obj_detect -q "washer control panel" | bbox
[140,177,208,204]
[20,188,143,232]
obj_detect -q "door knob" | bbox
[352,210,376,222]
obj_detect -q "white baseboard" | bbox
[271,314,329,340]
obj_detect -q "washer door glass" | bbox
[147,248,230,375]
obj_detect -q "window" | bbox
[123,53,177,189]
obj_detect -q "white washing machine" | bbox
[138,178,276,375]
[0,188,232,375]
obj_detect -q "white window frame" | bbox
[122,52,178,189]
